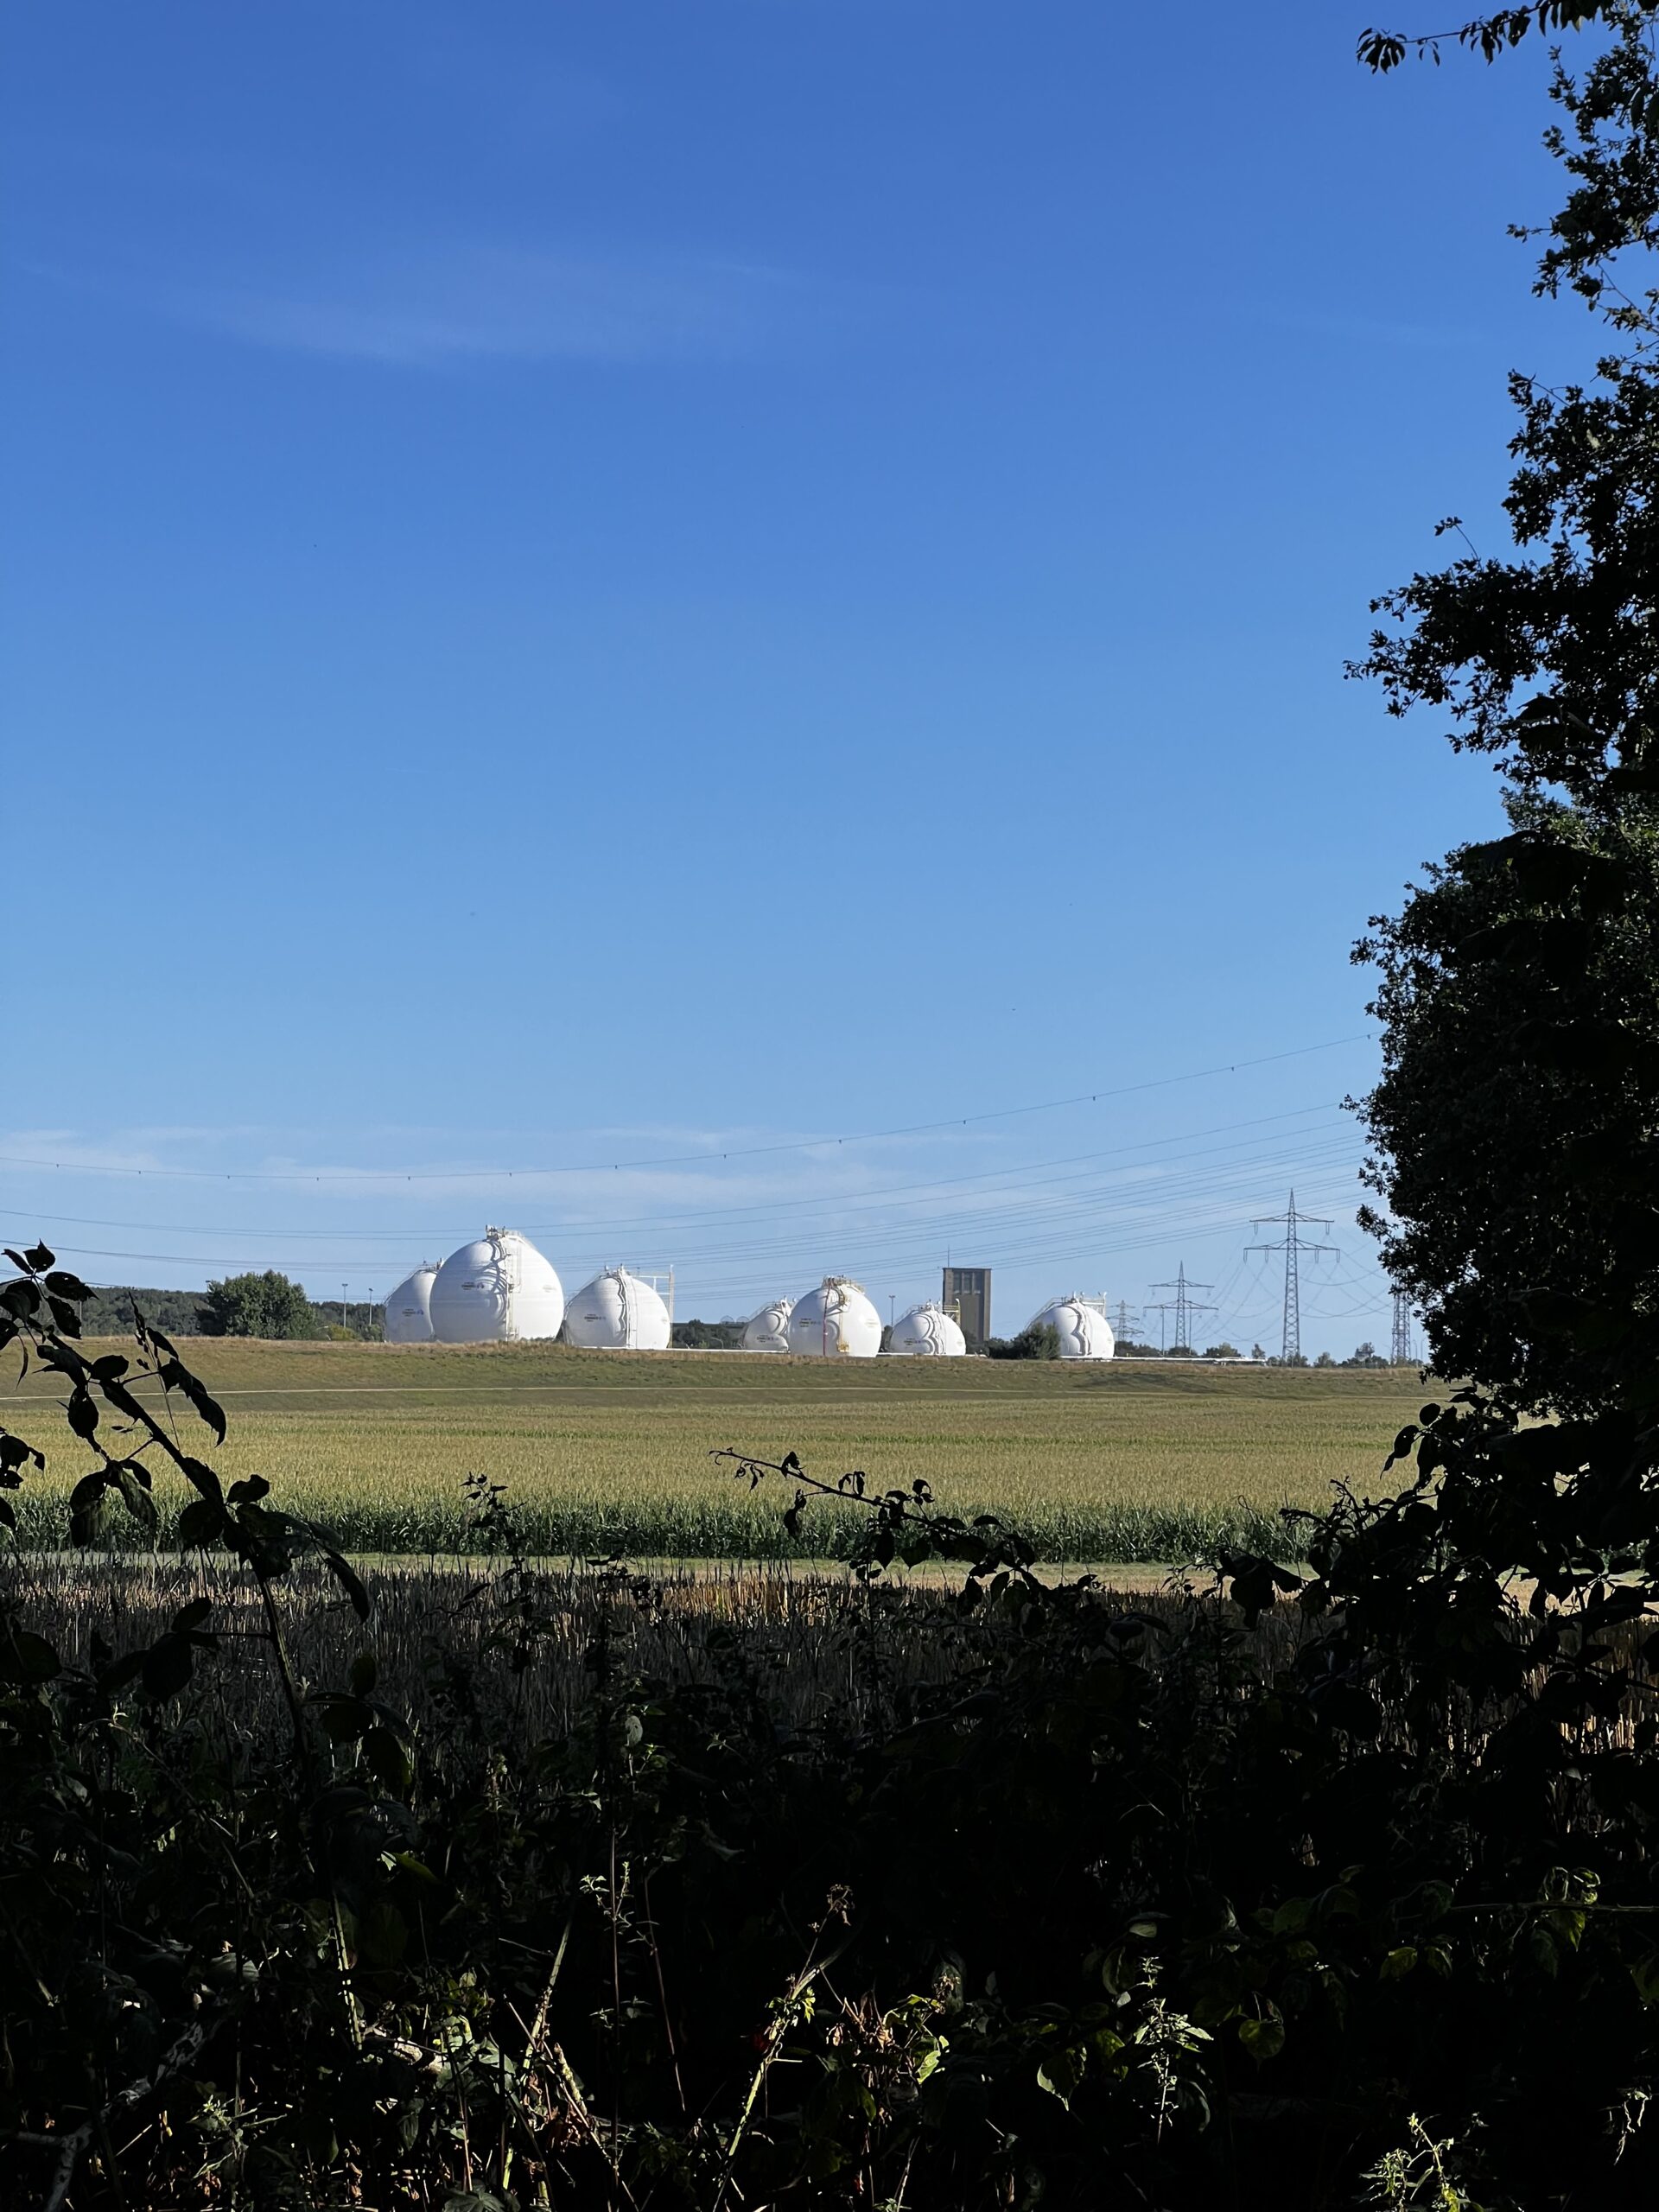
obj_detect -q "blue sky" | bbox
[3,3,1587,1348]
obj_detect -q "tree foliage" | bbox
[73,1282,213,1338]
[1359,3,1635,75]
[670,1317,747,1350]
[1355,16,1659,1406]
[1358,798,1659,1406]
[985,1320,1063,1360]
[196,1268,323,1340]
[1355,25,1659,801]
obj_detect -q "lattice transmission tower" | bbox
[1247,1191,1336,1362]
[1108,1300,1141,1344]
[1390,1288,1414,1367]
[1148,1263,1215,1353]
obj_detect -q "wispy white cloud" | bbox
[176,241,814,367]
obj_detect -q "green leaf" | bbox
[1035,2044,1084,2107]
[0,1629,60,1683]
[70,1482,119,1547]
[321,1546,371,1622]
[177,1497,227,1550]
[179,1457,226,1509]
[1380,1946,1418,1981]
[111,1464,159,1533]
[312,1694,370,1745]
[142,1634,196,1700]
[1237,2014,1285,2065]
[363,1725,414,1795]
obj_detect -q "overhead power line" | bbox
[22,1140,1367,1284]
[0,1035,1370,1185]
[0,1101,1352,1243]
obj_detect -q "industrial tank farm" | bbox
[563,1267,672,1351]
[428,1229,565,1344]
[887,1302,967,1357]
[383,1237,1116,1359]
[786,1277,883,1359]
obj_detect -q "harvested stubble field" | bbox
[11,1550,1305,1754]
[1,1338,1426,1563]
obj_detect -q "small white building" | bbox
[1028,1294,1116,1361]
[787,1277,882,1359]
[384,1262,438,1344]
[429,1229,565,1344]
[742,1296,794,1353]
[887,1302,967,1357]
[563,1267,671,1351]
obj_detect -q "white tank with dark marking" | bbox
[429,1229,565,1343]
[786,1277,882,1359]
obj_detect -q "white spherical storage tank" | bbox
[563,1267,671,1351]
[786,1277,882,1359]
[1029,1295,1116,1361]
[385,1263,438,1344]
[429,1228,565,1344]
[887,1302,967,1357]
[743,1297,794,1353]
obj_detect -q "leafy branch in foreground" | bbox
[711,1445,1047,1602]
[1,1241,368,1618]
[1359,2,1614,73]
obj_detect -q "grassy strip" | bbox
[9,1490,1295,1564]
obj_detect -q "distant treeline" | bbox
[75,1281,382,1341]
[669,1318,747,1350]
[76,1285,213,1337]
[77,1303,804,1351]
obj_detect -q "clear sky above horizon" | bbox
[2,3,1592,1350]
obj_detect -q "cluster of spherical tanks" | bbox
[741,1283,1115,1360]
[383,1230,669,1349]
[384,1229,1116,1360]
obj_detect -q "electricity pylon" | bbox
[1390,1288,1414,1367]
[1148,1262,1215,1353]
[1247,1191,1336,1363]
